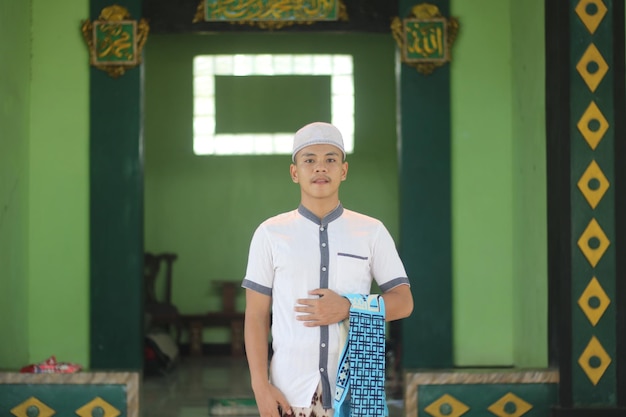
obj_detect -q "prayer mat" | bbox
[334,294,387,417]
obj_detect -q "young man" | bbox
[242,122,413,417]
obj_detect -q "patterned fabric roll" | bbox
[334,294,387,417]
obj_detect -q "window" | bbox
[193,54,354,155]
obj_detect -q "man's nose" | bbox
[314,162,328,172]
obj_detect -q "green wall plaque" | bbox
[204,0,340,21]
[392,3,459,75]
[193,0,348,29]
[404,19,448,62]
[93,21,137,65]
[81,5,149,78]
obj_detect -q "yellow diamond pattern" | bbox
[76,397,121,417]
[578,276,611,326]
[576,43,609,92]
[10,397,55,417]
[577,101,609,150]
[487,392,533,417]
[578,335,611,385]
[577,160,610,208]
[424,394,470,417]
[575,0,608,34]
[577,218,610,268]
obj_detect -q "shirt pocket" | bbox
[335,252,371,293]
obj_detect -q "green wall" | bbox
[28,0,89,366]
[451,0,547,367]
[0,0,90,369]
[143,33,399,341]
[510,0,547,367]
[0,0,548,370]
[451,0,514,366]
[145,8,548,362]
[0,0,31,368]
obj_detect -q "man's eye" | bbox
[304,159,314,163]
[327,158,336,163]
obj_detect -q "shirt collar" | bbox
[298,203,344,226]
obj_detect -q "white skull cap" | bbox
[292,122,345,163]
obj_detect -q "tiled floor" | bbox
[141,355,405,417]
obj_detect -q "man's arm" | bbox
[381,284,413,321]
[244,289,292,417]
[295,284,413,326]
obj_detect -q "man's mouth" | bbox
[312,177,330,184]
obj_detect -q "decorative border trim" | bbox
[404,369,559,417]
[0,372,139,417]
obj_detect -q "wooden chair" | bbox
[144,252,182,344]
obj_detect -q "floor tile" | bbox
[141,355,405,417]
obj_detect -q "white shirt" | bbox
[242,204,409,408]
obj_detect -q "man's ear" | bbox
[341,162,349,181]
[290,163,298,183]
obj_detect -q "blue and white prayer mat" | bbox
[334,294,387,417]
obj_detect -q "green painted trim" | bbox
[405,369,559,417]
[0,372,139,417]
[612,0,626,403]
[0,385,127,415]
[398,0,453,369]
[89,0,144,370]
[417,383,557,416]
[546,0,574,402]
[569,0,616,405]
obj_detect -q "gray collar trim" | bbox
[297,203,344,225]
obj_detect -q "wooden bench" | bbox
[181,312,245,357]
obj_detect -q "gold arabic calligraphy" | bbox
[206,0,336,21]
[97,23,133,60]
[407,22,444,58]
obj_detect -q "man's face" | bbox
[290,144,348,203]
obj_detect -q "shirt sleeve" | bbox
[241,224,274,296]
[371,222,410,292]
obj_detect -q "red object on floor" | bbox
[20,355,82,373]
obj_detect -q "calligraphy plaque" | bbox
[403,18,448,63]
[391,3,459,75]
[92,21,138,65]
[202,0,340,23]
[81,5,149,78]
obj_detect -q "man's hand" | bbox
[295,289,350,326]
[252,381,292,417]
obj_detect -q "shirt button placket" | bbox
[318,221,330,403]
